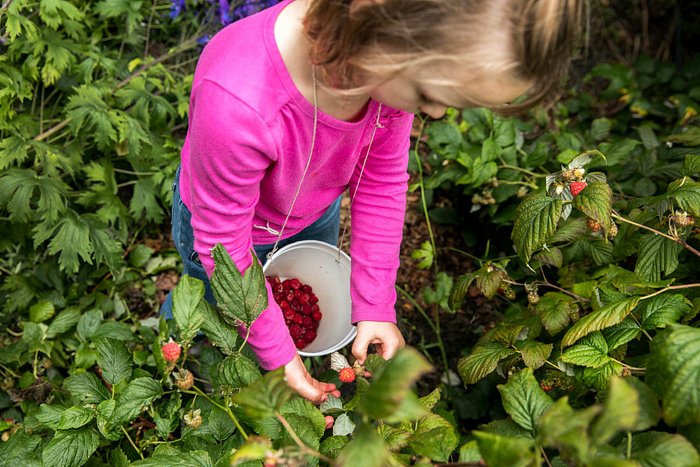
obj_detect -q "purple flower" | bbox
[169,0,186,19]
[231,0,279,20]
[218,0,232,25]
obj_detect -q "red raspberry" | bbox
[309,294,318,304]
[286,292,294,302]
[301,284,312,294]
[302,316,313,328]
[339,367,355,383]
[311,311,322,322]
[569,181,587,197]
[292,313,303,324]
[289,324,304,340]
[162,339,181,363]
[290,278,301,290]
[300,304,312,315]
[305,329,317,342]
[324,415,334,430]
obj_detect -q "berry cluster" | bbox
[267,276,322,349]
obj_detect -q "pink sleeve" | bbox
[186,80,297,370]
[348,110,413,324]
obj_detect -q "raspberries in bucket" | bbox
[267,275,322,349]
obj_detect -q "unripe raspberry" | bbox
[569,181,587,197]
[339,367,355,383]
[608,223,618,238]
[527,292,540,305]
[175,369,194,390]
[162,339,181,363]
[184,408,202,429]
[324,415,334,430]
[586,218,601,233]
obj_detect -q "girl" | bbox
[162,0,583,403]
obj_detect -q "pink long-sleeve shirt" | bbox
[179,0,414,369]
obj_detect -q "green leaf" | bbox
[320,436,349,459]
[42,428,100,467]
[498,368,553,433]
[647,325,700,426]
[211,245,268,327]
[516,340,553,369]
[358,347,431,421]
[378,425,411,451]
[560,332,611,368]
[626,377,662,432]
[332,413,355,437]
[336,425,390,467]
[475,265,506,299]
[95,338,132,385]
[582,360,624,391]
[640,294,690,329]
[448,273,475,309]
[76,309,102,340]
[626,432,700,467]
[408,414,459,462]
[538,398,600,460]
[422,272,453,313]
[29,300,55,323]
[172,275,206,342]
[411,240,434,269]
[536,292,573,335]
[131,451,214,467]
[199,301,239,355]
[35,404,63,430]
[111,377,163,427]
[233,368,293,419]
[602,318,641,350]
[682,154,700,176]
[512,194,563,264]
[65,85,121,151]
[562,297,640,347]
[64,372,110,404]
[458,342,517,385]
[58,406,96,430]
[591,377,639,445]
[635,234,683,281]
[481,137,499,162]
[46,211,93,273]
[472,431,538,467]
[46,308,81,338]
[0,431,42,466]
[215,353,261,389]
[572,182,613,233]
[280,398,326,439]
[667,177,700,216]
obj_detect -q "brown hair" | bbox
[303,0,585,112]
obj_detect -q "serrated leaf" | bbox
[111,377,163,427]
[95,338,132,385]
[172,275,206,342]
[560,332,611,368]
[475,266,505,299]
[46,308,81,338]
[533,247,563,268]
[472,431,538,467]
[626,432,700,467]
[418,388,442,411]
[358,347,431,421]
[640,293,689,329]
[517,340,553,369]
[211,245,267,327]
[448,273,476,309]
[647,325,700,426]
[29,300,55,323]
[602,318,641,350]
[215,353,261,389]
[336,425,390,467]
[58,406,96,430]
[512,194,563,264]
[591,377,639,445]
[233,368,293,419]
[498,368,553,433]
[332,413,355,437]
[320,394,343,414]
[378,425,412,452]
[408,413,459,462]
[131,450,214,467]
[582,360,624,391]
[0,431,42,466]
[320,436,349,459]
[63,372,110,404]
[280,398,326,439]
[572,182,612,233]
[626,377,662,432]
[682,154,700,176]
[536,292,573,335]
[45,211,93,273]
[667,177,700,216]
[537,397,600,458]
[199,301,239,355]
[562,297,640,347]
[42,428,100,467]
[635,234,683,282]
[458,342,517,385]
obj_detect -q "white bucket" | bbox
[262,240,356,357]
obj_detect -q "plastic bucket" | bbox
[263,240,356,357]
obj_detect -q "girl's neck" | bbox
[274,0,370,122]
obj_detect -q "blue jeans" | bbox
[160,166,341,319]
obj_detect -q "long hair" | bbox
[303,0,585,112]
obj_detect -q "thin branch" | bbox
[276,413,333,465]
[612,212,700,258]
[640,283,700,301]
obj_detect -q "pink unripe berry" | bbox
[162,339,181,363]
[324,415,334,430]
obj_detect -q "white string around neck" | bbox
[261,65,383,261]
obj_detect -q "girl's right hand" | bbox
[283,354,340,404]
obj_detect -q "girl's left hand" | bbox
[352,321,405,365]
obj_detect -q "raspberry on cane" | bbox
[162,339,181,363]
[569,181,587,197]
[339,367,356,383]
[324,415,334,430]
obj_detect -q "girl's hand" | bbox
[352,321,405,365]
[283,354,340,404]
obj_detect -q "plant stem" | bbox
[276,413,333,464]
[496,179,540,190]
[446,247,484,266]
[395,285,436,334]
[609,357,645,372]
[627,432,632,459]
[640,283,700,301]
[411,116,438,270]
[629,313,654,341]
[113,168,157,176]
[612,212,700,258]
[238,325,252,353]
[498,164,547,178]
[121,426,144,459]
[186,386,249,440]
